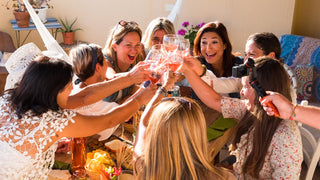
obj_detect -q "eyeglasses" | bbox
[161,97,192,110]
[118,20,138,28]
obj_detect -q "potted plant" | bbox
[29,0,53,23]
[58,17,82,45]
[5,0,30,28]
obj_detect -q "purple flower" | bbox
[197,22,206,28]
[178,29,187,36]
[182,21,189,27]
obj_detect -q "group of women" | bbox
[0,16,309,180]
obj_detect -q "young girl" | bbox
[181,57,302,179]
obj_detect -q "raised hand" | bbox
[127,63,150,84]
[180,55,203,76]
[135,84,158,105]
[260,91,293,119]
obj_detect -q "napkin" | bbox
[207,115,237,141]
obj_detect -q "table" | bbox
[10,17,62,47]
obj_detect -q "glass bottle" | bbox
[71,137,87,179]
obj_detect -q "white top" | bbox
[202,69,242,93]
[72,84,119,141]
[0,92,76,179]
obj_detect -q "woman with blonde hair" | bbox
[142,17,175,55]
[134,72,234,180]
[102,20,144,103]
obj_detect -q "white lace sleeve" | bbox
[0,92,76,179]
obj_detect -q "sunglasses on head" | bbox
[118,20,138,28]
[161,97,192,110]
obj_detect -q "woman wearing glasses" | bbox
[133,71,235,179]
[102,20,144,103]
[141,17,175,57]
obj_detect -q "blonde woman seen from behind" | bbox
[134,71,234,180]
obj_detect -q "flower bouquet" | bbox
[177,21,206,46]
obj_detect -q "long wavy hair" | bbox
[193,21,235,77]
[9,56,73,118]
[102,21,143,73]
[232,57,291,178]
[70,43,104,81]
[142,17,175,50]
[135,97,225,180]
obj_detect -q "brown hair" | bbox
[193,21,235,77]
[232,57,291,178]
[102,21,143,73]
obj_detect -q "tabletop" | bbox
[10,17,62,31]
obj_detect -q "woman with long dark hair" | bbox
[181,57,302,179]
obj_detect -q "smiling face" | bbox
[113,31,141,66]
[240,76,256,111]
[245,40,265,60]
[200,32,226,65]
[152,29,166,46]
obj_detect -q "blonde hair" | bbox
[142,17,175,50]
[102,21,143,73]
[136,97,225,180]
[70,43,104,81]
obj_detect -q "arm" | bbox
[134,71,176,158]
[60,64,149,109]
[58,84,157,138]
[180,58,222,112]
[183,55,242,93]
[261,91,320,130]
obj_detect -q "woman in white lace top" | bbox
[0,56,155,179]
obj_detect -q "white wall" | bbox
[0,0,295,54]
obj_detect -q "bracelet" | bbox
[133,98,140,108]
[200,64,207,77]
[289,104,297,120]
[157,87,168,97]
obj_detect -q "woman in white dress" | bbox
[0,56,156,179]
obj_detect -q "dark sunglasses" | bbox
[161,97,192,110]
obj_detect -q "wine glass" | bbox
[145,44,163,62]
[163,34,179,53]
[177,38,190,56]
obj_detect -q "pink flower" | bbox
[197,22,206,28]
[178,29,187,36]
[182,21,189,27]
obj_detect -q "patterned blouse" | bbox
[221,97,303,180]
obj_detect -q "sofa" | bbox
[280,34,320,103]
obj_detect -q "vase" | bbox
[62,32,75,45]
[13,11,30,28]
[31,6,48,23]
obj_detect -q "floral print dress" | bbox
[221,97,303,180]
